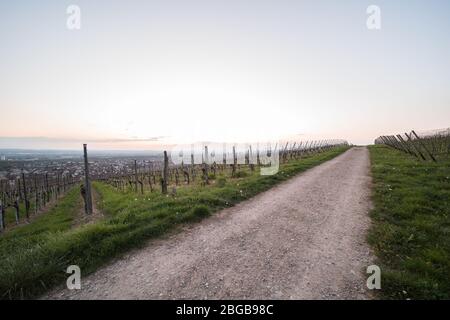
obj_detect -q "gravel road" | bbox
[46,147,374,300]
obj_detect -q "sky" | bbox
[0,0,449,149]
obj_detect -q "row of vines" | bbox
[0,139,348,232]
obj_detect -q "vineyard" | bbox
[375,128,450,162]
[0,140,347,233]
[0,172,78,231]
[0,138,349,299]
[100,139,348,195]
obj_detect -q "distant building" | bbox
[0,155,6,161]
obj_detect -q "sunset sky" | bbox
[1,0,449,149]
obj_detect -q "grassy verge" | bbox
[368,145,450,299]
[0,187,81,299]
[0,147,348,299]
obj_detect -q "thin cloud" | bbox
[0,136,171,150]
[0,136,169,143]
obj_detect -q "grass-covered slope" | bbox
[368,145,450,299]
[0,187,81,299]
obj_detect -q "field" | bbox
[0,146,348,299]
[2,140,449,300]
[368,145,450,299]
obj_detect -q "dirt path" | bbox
[46,147,374,300]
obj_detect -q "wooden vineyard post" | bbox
[289,142,296,159]
[162,151,169,194]
[18,179,22,201]
[134,160,138,193]
[21,171,30,220]
[148,163,154,192]
[34,174,39,215]
[390,135,405,152]
[381,136,391,146]
[212,162,217,176]
[319,140,325,152]
[384,136,393,148]
[205,146,209,184]
[396,134,415,157]
[412,130,437,162]
[386,136,401,152]
[83,144,93,214]
[183,168,190,185]
[405,132,426,161]
[0,200,4,232]
[190,149,196,182]
[175,168,179,186]
[249,145,255,171]
[312,141,318,153]
[56,172,60,197]
[140,180,144,194]
[305,141,311,154]
[222,144,227,171]
[204,145,209,165]
[282,142,288,162]
[14,197,20,224]
[299,141,304,156]
[303,141,309,155]
[232,145,237,177]
[291,142,297,156]
[203,146,209,185]
[45,173,50,203]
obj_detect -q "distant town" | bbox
[0,149,163,182]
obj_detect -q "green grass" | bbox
[3,193,56,226]
[368,145,450,299]
[0,147,348,299]
[0,187,81,299]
